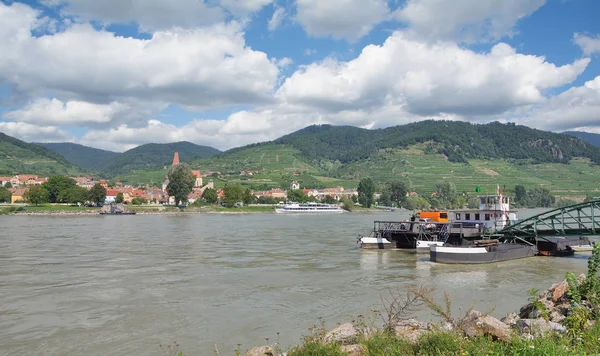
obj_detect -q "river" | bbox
[0,210,595,355]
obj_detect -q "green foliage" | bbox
[340,196,353,211]
[0,186,11,203]
[287,189,308,203]
[166,164,196,206]
[23,186,49,206]
[4,181,12,189]
[222,183,244,207]
[41,175,77,203]
[379,180,408,207]
[101,141,220,178]
[202,188,218,204]
[403,196,431,210]
[528,288,549,320]
[435,182,458,208]
[131,197,147,205]
[514,186,556,208]
[322,195,337,204]
[564,131,600,147]
[37,142,119,171]
[0,133,84,176]
[115,192,124,204]
[357,177,375,208]
[57,186,89,205]
[88,183,107,205]
[243,188,254,205]
[565,243,600,323]
[273,121,600,165]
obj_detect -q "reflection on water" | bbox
[0,211,594,355]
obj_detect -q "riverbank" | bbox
[239,245,600,356]
[0,204,385,215]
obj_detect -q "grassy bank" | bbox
[285,325,600,356]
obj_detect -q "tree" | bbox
[115,192,124,204]
[0,186,11,203]
[24,186,49,206]
[166,163,195,206]
[383,181,408,207]
[88,183,107,205]
[514,185,526,204]
[322,195,337,204]
[58,186,89,205]
[41,175,77,203]
[202,188,219,204]
[435,182,457,208]
[357,177,375,208]
[287,189,307,203]
[243,188,255,205]
[131,197,147,205]
[222,183,244,207]
[4,181,12,189]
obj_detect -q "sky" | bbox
[0,0,599,152]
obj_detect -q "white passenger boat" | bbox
[275,202,344,214]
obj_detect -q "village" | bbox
[0,152,359,206]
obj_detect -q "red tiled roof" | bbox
[192,170,201,178]
[106,189,119,196]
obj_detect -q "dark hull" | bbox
[100,212,136,215]
[536,236,591,257]
[430,243,537,264]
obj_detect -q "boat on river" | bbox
[100,203,136,215]
[275,202,343,214]
[430,239,537,264]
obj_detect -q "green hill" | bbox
[182,121,600,199]
[275,121,600,165]
[563,131,600,148]
[101,141,221,178]
[36,142,119,171]
[0,133,85,176]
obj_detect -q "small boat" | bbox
[430,240,537,264]
[416,240,445,253]
[275,202,343,214]
[358,235,394,249]
[100,203,136,215]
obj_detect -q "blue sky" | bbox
[0,0,599,151]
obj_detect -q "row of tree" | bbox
[357,178,559,210]
[14,175,108,206]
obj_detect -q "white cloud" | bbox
[268,6,286,31]
[80,116,280,152]
[0,121,72,142]
[295,0,389,41]
[3,98,165,127]
[45,0,274,31]
[277,32,589,117]
[574,33,600,55]
[0,2,280,111]
[395,0,546,42]
[510,75,600,132]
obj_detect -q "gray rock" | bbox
[501,312,520,326]
[461,310,511,341]
[244,345,274,356]
[324,323,358,345]
[515,319,566,336]
[392,318,431,344]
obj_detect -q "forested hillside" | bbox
[101,141,221,177]
[36,142,119,171]
[0,133,84,176]
[564,131,600,148]
[274,121,600,165]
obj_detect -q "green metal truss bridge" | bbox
[499,199,600,240]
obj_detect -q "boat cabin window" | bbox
[485,214,490,221]
[475,213,480,220]
[440,213,448,219]
[455,213,461,220]
[465,213,471,220]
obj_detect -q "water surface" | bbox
[0,210,594,355]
